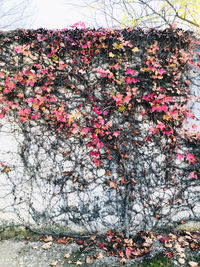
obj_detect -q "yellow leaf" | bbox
[109,52,115,58]
[110,91,115,96]
[130,19,135,26]
[113,42,123,49]
[75,112,82,119]
[132,47,139,53]
[53,56,58,62]
[119,105,125,111]
[163,115,170,120]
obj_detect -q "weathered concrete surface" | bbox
[0,239,144,267]
[0,237,200,267]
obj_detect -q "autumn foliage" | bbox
[0,26,199,237]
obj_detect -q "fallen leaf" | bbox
[132,250,142,257]
[75,260,83,265]
[90,235,96,240]
[64,254,70,258]
[4,166,10,173]
[156,214,161,219]
[76,240,83,245]
[179,253,186,258]
[188,261,198,267]
[168,233,177,240]
[44,235,53,242]
[125,247,132,258]
[143,237,153,247]
[178,258,185,265]
[42,242,52,250]
[164,251,173,259]
[185,235,192,240]
[99,243,104,249]
[181,240,189,247]
[96,252,104,259]
[178,236,185,243]
[190,242,198,250]
[164,242,172,248]
[105,170,112,176]
[110,180,117,189]
[50,260,58,266]
[174,242,184,254]
[86,257,93,264]
[120,258,126,264]
[68,261,72,264]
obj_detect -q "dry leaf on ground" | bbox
[86,257,93,264]
[42,242,52,250]
[75,260,83,265]
[188,261,198,267]
[43,235,53,242]
[96,252,104,259]
[178,257,185,265]
[64,253,70,258]
[50,260,58,266]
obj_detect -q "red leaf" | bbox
[99,243,104,249]
[110,180,117,189]
[125,247,133,258]
[164,251,173,259]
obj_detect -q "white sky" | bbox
[32,0,94,29]
[0,0,100,30]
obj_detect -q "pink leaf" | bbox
[30,113,40,119]
[113,131,120,137]
[123,95,131,104]
[189,171,197,179]
[89,151,100,157]
[126,69,136,75]
[186,153,197,164]
[163,128,173,136]
[50,97,56,102]
[156,123,165,130]
[176,154,184,161]
[28,98,35,103]
[158,69,166,75]
[15,46,22,53]
[92,157,101,167]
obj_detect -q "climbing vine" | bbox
[0,26,199,241]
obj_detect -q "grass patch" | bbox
[142,254,174,267]
[0,226,40,240]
